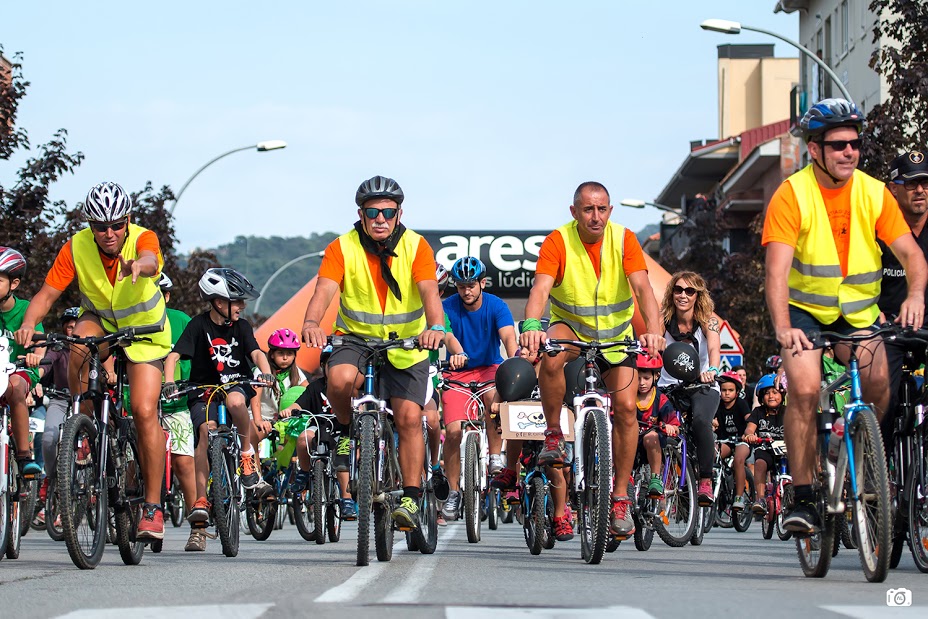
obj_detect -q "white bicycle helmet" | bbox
[198,268,259,301]
[83,182,132,222]
[158,272,174,291]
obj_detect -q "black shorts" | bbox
[788,306,877,349]
[753,447,775,470]
[189,385,249,448]
[328,343,429,407]
[549,321,637,369]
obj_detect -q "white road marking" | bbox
[381,523,461,603]
[56,604,273,619]
[313,539,405,603]
[822,605,922,618]
[446,606,656,619]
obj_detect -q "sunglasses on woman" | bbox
[90,218,128,233]
[673,285,698,297]
[361,207,398,220]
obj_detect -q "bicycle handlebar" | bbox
[327,333,421,352]
[543,337,642,356]
[33,324,163,349]
[808,324,896,347]
[167,378,269,401]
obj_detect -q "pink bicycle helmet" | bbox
[268,328,301,350]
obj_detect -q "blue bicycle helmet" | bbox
[754,373,778,398]
[794,98,865,142]
[451,256,487,284]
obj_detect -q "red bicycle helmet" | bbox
[636,349,663,370]
[718,371,743,390]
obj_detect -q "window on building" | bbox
[816,29,825,100]
[841,1,849,54]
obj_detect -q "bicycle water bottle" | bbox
[827,417,845,463]
[218,401,227,426]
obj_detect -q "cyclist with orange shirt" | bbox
[763,99,927,534]
[15,182,170,540]
[519,181,664,539]
[302,176,444,531]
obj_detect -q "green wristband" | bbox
[521,318,543,333]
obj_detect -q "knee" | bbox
[226,392,246,410]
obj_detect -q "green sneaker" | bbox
[647,474,664,498]
[391,496,420,530]
[334,435,351,472]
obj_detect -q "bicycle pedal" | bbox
[612,533,630,542]
[396,525,414,532]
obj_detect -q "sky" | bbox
[1,1,798,252]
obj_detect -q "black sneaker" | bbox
[334,436,351,472]
[290,469,310,493]
[782,501,820,534]
[537,429,567,467]
[431,466,450,501]
[391,496,420,530]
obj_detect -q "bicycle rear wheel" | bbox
[114,435,145,566]
[168,472,184,528]
[292,487,315,542]
[849,407,891,583]
[578,408,611,564]
[463,433,481,543]
[524,476,545,555]
[208,437,240,557]
[4,459,23,559]
[356,415,377,566]
[907,427,928,573]
[58,414,107,569]
[488,487,500,531]
[246,490,277,541]
[655,449,697,547]
[46,480,64,542]
[375,421,398,563]
[326,471,342,543]
[795,441,835,578]
[733,468,755,533]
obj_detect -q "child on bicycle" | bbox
[745,374,786,514]
[713,371,752,510]
[635,352,679,498]
[252,328,308,451]
[162,268,275,545]
[0,247,44,477]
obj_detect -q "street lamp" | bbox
[699,18,854,104]
[620,198,685,217]
[251,250,326,317]
[169,140,287,215]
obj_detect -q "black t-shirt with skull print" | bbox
[172,311,261,402]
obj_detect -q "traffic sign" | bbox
[718,320,744,354]
[720,354,743,372]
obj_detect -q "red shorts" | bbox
[440,365,498,425]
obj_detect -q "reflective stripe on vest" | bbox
[335,229,428,369]
[71,224,171,362]
[549,220,635,363]
[786,164,885,327]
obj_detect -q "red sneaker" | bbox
[553,514,574,541]
[490,468,518,490]
[537,429,567,467]
[137,503,165,540]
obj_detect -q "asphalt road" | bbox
[0,514,924,619]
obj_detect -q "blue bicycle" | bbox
[799,328,892,582]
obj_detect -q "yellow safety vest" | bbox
[71,224,171,363]
[334,229,428,369]
[787,164,885,327]
[549,220,635,363]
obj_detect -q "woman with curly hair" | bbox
[657,271,722,506]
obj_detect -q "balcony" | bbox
[775,0,810,14]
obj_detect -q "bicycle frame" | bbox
[821,352,864,516]
[441,378,495,497]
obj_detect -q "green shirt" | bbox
[0,297,44,384]
[161,307,192,415]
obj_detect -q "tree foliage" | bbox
[858,0,928,176]
[0,46,218,327]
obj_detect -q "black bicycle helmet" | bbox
[563,356,609,404]
[663,342,700,383]
[355,175,404,206]
[59,307,81,324]
[794,97,865,142]
[198,268,259,301]
[495,357,538,402]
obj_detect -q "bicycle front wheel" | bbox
[795,440,835,578]
[525,476,545,555]
[578,408,611,564]
[114,434,145,566]
[463,433,481,544]
[776,483,793,541]
[168,472,184,527]
[58,414,107,569]
[356,415,377,566]
[208,437,240,557]
[655,449,697,547]
[907,426,928,573]
[733,468,755,533]
[4,460,23,559]
[849,407,891,582]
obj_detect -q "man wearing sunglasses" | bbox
[302,175,445,531]
[763,99,928,535]
[15,181,171,541]
[879,150,928,459]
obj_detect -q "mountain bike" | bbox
[883,326,928,572]
[544,337,643,564]
[657,381,703,547]
[796,328,893,582]
[38,325,161,569]
[707,437,754,533]
[516,441,555,555]
[328,334,432,566]
[435,363,496,543]
[630,421,662,552]
[404,401,438,555]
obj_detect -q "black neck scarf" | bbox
[666,315,700,355]
[354,220,406,302]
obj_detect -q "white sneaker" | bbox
[488,455,504,476]
[441,491,461,521]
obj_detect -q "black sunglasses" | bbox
[90,218,128,233]
[898,179,928,191]
[819,138,862,151]
[672,285,698,297]
[361,207,398,220]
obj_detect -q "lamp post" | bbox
[620,198,688,223]
[169,140,287,215]
[699,18,854,104]
[251,250,325,317]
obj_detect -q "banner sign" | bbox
[419,230,550,298]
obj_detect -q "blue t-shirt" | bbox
[442,292,513,367]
